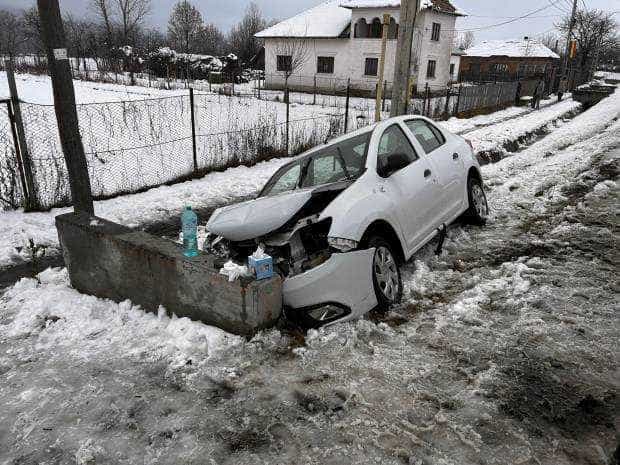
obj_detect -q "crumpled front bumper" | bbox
[282,248,377,324]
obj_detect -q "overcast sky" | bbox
[1,0,617,41]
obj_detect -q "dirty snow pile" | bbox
[1,88,618,464]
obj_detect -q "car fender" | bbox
[318,175,408,251]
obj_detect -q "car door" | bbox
[404,119,465,224]
[375,123,443,252]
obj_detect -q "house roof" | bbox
[451,46,466,56]
[255,1,352,39]
[465,39,560,59]
[255,0,464,39]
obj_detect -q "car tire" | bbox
[366,236,403,311]
[465,176,489,225]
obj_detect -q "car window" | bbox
[265,163,301,195]
[405,119,445,154]
[261,132,371,196]
[377,125,418,173]
[303,154,347,187]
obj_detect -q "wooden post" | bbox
[5,61,38,211]
[391,0,420,117]
[423,83,429,116]
[344,78,350,133]
[375,13,390,123]
[455,83,462,115]
[382,80,387,112]
[189,87,198,173]
[37,0,93,214]
[285,85,290,156]
[313,75,317,105]
[257,74,261,99]
[443,85,451,120]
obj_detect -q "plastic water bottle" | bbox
[181,206,199,257]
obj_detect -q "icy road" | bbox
[0,91,618,465]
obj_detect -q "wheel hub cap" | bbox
[472,184,488,218]
[374,246,399,302]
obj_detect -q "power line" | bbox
[455,0,569,32]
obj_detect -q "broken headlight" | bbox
[328,237,359,252]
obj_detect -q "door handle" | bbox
[452,153,459,160]
[424,169,432,178]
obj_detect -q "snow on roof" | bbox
[341,0,466,15]
[255,0,464,39]
[465,39,560,59]
[255,1,351,38]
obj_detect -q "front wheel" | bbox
[366,236,403,311]
[465,177,489,225]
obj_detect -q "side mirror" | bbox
[378,153,410,178]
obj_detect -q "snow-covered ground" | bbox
[0,87,618,464]
[0,90,591,270]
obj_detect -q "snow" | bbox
[1,97,618,461]
[255,1,352,38]
[465,39,560,59]
[255,0,464,38]
[0,158,290,268]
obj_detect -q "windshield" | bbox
[260,132,371,197]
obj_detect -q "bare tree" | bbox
[90,0,151,46]
[228,2,267,64]
[22,7,44,55]
[557,9,618,78]
[115,0,151,45]
[539,32,560,53]
[0,10,24,58]
[199,23,225,56]
[90,0,114,45]
[273,37,310,88]
[168,0,203,54]
[456,31,475,50]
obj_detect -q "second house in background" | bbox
[256,0,466,95]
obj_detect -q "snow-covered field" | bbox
[0,73,368,209]
[0,87,618,464]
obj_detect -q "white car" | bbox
[206,115,489,327]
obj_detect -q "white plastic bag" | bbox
[219,260,251,282]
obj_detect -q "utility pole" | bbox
[38,0,94,214]
[391,0,420,117]
[561,0,579,79]
[375,14,391,123]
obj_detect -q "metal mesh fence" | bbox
[0,103,23,210]
[13,91,351,211]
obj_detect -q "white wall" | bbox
[449,55,461,82]
[414,10,457,91]
[263,8,457,94]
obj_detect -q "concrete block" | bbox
[55,212,282,336]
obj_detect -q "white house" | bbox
[255,0,466,94]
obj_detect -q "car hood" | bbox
[206,189,314,242]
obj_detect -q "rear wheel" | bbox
[366,236,403,311]
[465,177,489,225]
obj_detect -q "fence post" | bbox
[313,75,317,105]
[424,83,430,117]
[5,100,30,206]
[5,61,38,211]
[443,85,451,120]
[285,84,290,156]
[455,83,462,115]
[382,80,387,112]
[344,78,350,133]
[189,87,198,173]
[257,74,261,99]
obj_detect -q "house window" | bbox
[365,57,379,76]
[317,56,334,74]
[517,63,527,76]
[277,55,292,72]
[491,63,508,73]
[449,63,455,77]
[431,23,441,41]
[426,60,436,78]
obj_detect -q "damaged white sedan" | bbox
[206,115,489,327]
